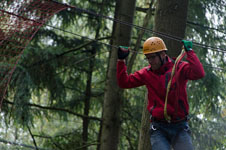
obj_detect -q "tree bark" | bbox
[127,1,155,149]
[127,0,155,74]
[153,0,189,57]
[138,93,151,150]
[82,48,95,150]
[100,0,136,150]
[82,1,106,149]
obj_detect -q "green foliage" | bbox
[185,0,226,149]
[11,66,34,125]
[43,129,83,150]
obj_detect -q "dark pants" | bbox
[150,121,194,150]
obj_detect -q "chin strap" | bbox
[157,52,164,66]
[164,48,186,122]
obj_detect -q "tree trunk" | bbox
[127,0,155,74]
[82,48,95,150]
[127,1,155,149]
[82,1,106,150]
[100,0,136,150]
[138,93,151,150]
[153,0,189,57]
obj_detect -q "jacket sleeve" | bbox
[182,50,205,80]
[117,61,145,88]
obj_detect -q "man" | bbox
[117,37,205,150]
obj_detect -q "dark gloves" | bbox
[182,40,192,51]
[118,46,130,59]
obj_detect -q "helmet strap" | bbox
[157,52,164,66]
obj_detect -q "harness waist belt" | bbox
[151,117,188,124]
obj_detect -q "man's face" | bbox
[145,52,165,70]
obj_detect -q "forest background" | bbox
[0,0,225,150]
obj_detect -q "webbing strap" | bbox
[164,48,186,121]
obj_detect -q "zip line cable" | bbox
[8,0,221,71]
[26,36,112,68]
[55,50,110,76]
[46,24,118,50]
[27,42,226,72]
[202,65,226,71]
[59,0,226,37]
[28,25,225,71]
[187,21,226,35]
[1,0,220,71]
[51,9,226,54]
[22,16,226,72]
[46,25,226,71]
[52,0,226,53]
[69,5,226,36]
[2,0,225,54]
[47,20,226,56]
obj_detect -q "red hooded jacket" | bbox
[117,51,205,121]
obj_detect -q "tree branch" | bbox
[27,125,39,150]
[4,100,102,122]
[75,142,99,150]
[28,36,112,68]
[0,137,51,150]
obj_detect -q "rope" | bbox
[43,25,226,71]
[164,48,186,121]
[58,3,226,53]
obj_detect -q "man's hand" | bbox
[182,40,192,51]
[118,46,130,59]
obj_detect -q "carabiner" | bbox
[151,125,157,131]
[184,125,189,132]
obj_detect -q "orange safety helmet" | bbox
[143,37,167,54]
